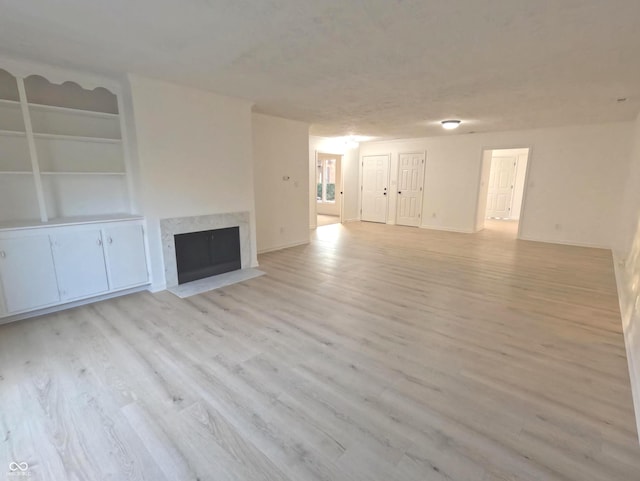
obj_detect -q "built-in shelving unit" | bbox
[0,59,148,323]
[0,66,133,225]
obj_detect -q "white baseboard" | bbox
[612,253,640,444]
[258,240,309,255]
[148,282,167,293]
[517,235,609,250]
[419,224,475,234]
[0,284,150,325]
[343,218,360,223]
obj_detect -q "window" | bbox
[317,157,336,203]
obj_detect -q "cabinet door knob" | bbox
[0,250,5,258]
[107,237,113,244]
[97,239,103,246]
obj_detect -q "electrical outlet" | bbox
[554,223,561,230]
[432,212,437,218]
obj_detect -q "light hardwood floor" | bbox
[1,221,639,480]
[317,214,341,226]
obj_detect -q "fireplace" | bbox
[174,227,241,284]
[160,212,252,289]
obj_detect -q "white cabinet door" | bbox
[103,224,149,290]
[0,236,60,313]
[51,229,109,301]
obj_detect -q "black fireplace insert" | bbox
[174,227,241,284]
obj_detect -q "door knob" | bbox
[383,192,387,196]
[398,191,402,194]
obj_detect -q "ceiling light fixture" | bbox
[441,120,462,130]
[345,136,359,149]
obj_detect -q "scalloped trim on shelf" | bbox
[0,55,121,95]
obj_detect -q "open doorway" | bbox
[477,148,530,237]
[316,152,342,227]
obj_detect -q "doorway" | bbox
[477,148,530,237]
[316,152,342,227]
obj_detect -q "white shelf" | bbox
[1,98,118,119]
[1,130,120,143]
[0,171,125,176]
[0,214,143,232]
[41,171,126,176]
[27,102,118,119]
[33,132,121,143]
[0,129,26,137]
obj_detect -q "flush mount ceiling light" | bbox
[345,136,359,149]
[441,120,462,130]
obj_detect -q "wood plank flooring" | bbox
[317,214,341,226]
[1,220,639,480]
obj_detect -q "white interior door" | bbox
[396,152,425,226]
[361,155,389,223]
[486,155,516,219]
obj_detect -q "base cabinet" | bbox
[0,218,149,318]
[0,236,60,313]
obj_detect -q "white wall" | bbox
[359,122,633,247]
[128,74,257,290]
[252,113,310,253]
[614,112,640,439]
[317,201,339,216]
[309,136,360,227]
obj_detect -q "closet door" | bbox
[51,229,109,301]
[361,155,390,223]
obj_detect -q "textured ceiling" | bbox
[1,0,639,138]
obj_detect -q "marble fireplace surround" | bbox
[160,212,251,288]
